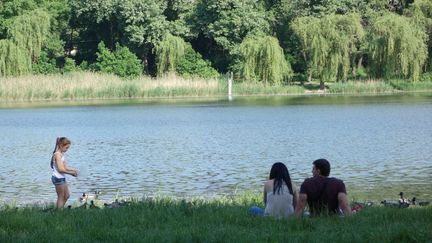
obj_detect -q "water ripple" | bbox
[0,95,432,205]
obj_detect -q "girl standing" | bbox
[51,137,78,208]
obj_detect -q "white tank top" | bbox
[52,153,65,179]
[264,185,294,219]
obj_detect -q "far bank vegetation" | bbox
[1,0,432,97]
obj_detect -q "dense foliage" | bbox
[1,0,431,85]
[239,35,291,85]
[292,14,364,88]
[95,42,143,78]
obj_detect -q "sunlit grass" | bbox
[233,81,305,95]
[389,80,432,91]
[328,80,396,94]
[2,73,432,102]
[0,193,431,242]
[0,72,223,101]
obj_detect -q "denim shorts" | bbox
[51,176,66,185]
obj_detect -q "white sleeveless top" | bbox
[264,185,294,219]
[52,153,65,179]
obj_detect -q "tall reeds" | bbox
[0,72,222,101]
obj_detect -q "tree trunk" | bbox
[320,80,325,90]
[357,56,363,70]
[141,54,148,74]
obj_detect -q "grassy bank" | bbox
[0,194,431,242]
[328,80,396,94]
[1,72,432,101]
[0,72,224,101]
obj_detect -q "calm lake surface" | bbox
[1,94,432,205]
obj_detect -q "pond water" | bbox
[0,94,431,205]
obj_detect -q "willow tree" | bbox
[0,40,31,76]
[155,33,186,76]
[239,35,292,85]
[291,14,364,89]
[407,0,432,72]
[369,13,428,81]
[0,9,50,76]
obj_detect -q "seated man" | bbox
[294,159,351,217]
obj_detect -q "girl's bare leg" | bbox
[55,184,70,208]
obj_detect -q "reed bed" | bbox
[0,193,431,242]
[2,73,432,102]
[0,72,223,101]
[233,81,305,95]
[328,80,396,94]
[389,80,432,91]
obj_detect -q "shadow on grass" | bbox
[0,195,431,242]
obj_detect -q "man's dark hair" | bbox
[313,159,331,176]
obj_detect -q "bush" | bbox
[32,51,58,74]
[329,81,395,94]
[63,58,76,73]
[420,72,432,82]
[176,45,219,79]
[78,61,89,71]
[356,67,369,79]
[95,42,143,78]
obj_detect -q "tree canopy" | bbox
[368,13,428,81]
[239,35,292,85]
[0,9,50,76]
[0,0,431,82]
[292,14,364,88]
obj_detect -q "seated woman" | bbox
[250,162,298,219]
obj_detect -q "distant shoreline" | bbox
[1,72,432,107]
[1,90,431,109]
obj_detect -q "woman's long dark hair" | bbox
[269,162,293,195]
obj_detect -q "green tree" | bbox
[95,42,143,78]
[176,44,219,79]
[267,0,367,77]
[368,13,428,81]
[0,0,72,75]
[117,0,168,49]
[155,33,186,76]
[292,14,364,89]
[406,0,432,72]
[63,57,76,73]
[163,0,196,38]
[32,51,57,74]
[238,35,292,85]
[68,0,123,64]
[155,33,218,78]
[190,0,271,72]
[0,9,50,76]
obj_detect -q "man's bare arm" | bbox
[338,192,352,216]
[294,193,307,218]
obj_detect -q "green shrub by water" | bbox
[176,45,219,79]
[233,81,305,95]
[328,81,395,94]
[95,42,143,78]
[0,194,431,242]
[390,80,432,91]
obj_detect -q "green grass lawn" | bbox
[1,194,431,242]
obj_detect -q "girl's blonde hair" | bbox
[50,137,71,168]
